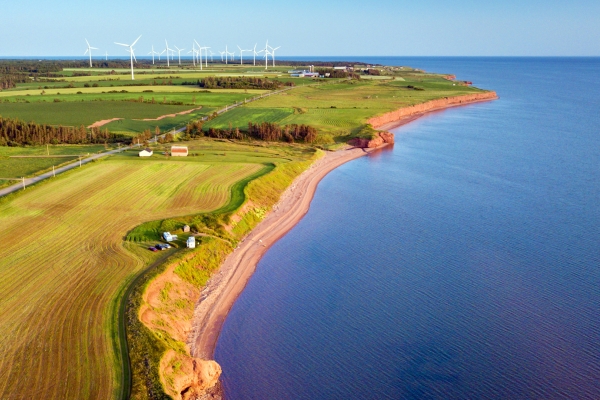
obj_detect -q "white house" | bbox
[139,148,153,157]
[186,236,196,249]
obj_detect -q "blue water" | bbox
[215,57,600,399]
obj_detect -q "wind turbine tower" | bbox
[84,39,98,68]
[270,46,281,67]
[148,45,159,65]
[114,35,142,80]
[165,40,174,67]
[252,43,263,66]
[174,46,185,65]
[238,46,252,65]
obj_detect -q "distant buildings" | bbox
[288,69,321,78]
[139,148,153,157]
[171,146,188,157]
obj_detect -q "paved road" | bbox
[0,146,129,197]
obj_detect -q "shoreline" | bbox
[187,91,500,362]
[187,145,381,359]
[370,91,499,131]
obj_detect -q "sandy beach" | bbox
[187,146,382,359]
[187,92,499,361]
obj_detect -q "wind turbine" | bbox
[105,51,108,61]
[225,45,235,63]
[174,45,185,65]
[158,49,165,61]
[188,43,196,67]
[263,40,271,70]
[252,43,263,66]
[114,35,141,80]
[148,45,159,65]
[270,46,281,67]
[165,40,174,67]
[209,50,214,62]
[194,40,204,70]
[238,46,252,65]
[202,47,210,67]
[84,39,98,68]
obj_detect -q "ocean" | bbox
[214,57,600,399]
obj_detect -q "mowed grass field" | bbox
[0,145,115,187]
[204,78,487,137]
[0,90,251,131]
[0,155,265,399]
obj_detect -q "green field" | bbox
[0,144,115,186]
[0,139,312,399]
[201,77,485,138]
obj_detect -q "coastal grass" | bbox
[0,153,268,400]
[125,143,319,399]
[203,77,487,139]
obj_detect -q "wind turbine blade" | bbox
[84,49,89,55]
[90,47,99,50]
[131,51,137,63]
[131,35,142,47]
[115,42,129,47]
[85,38,90,47]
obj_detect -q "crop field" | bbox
[0,85,268,97]
[0,145,115,187]
[0,154,269,399]
[202,107,294,130]
[0,101,195,126]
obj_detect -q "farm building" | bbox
[163,232,178,242]
[187,236,196,249]
[183,225,190,232]
[171,146,188,157]
[139,148,153,157]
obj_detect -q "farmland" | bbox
[216,77,485,138]
[0,141,311,399]
[0,144,115,187]
[0,59,495,399]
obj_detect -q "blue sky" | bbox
[3,0,599,56]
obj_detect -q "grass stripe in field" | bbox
[0,157,262,399]
[0,85,268,97]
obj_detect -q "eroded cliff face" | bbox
[349,92,497,149]
[349,131,395,148]
[367,91,498,129]
[139,260,222,399]
[160,350,222,400]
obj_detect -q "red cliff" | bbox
[368,91,498,129]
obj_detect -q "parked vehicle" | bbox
[148,247,158,252]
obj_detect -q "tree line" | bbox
[182,76,292,90]
[0,116,123,146]
[184,120,317,143]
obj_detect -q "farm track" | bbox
[0,158,261,399]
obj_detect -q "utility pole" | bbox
[79,156,82,167]
[47,144,49,156]
[22,177,25,190]
[53,166,55,177]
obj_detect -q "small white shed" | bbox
[186,236,196,249]
[139,148,153,157]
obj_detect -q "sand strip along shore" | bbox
[187,92,499,360]
[188,146,382,359]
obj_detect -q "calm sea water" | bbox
[215,58,600,399]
